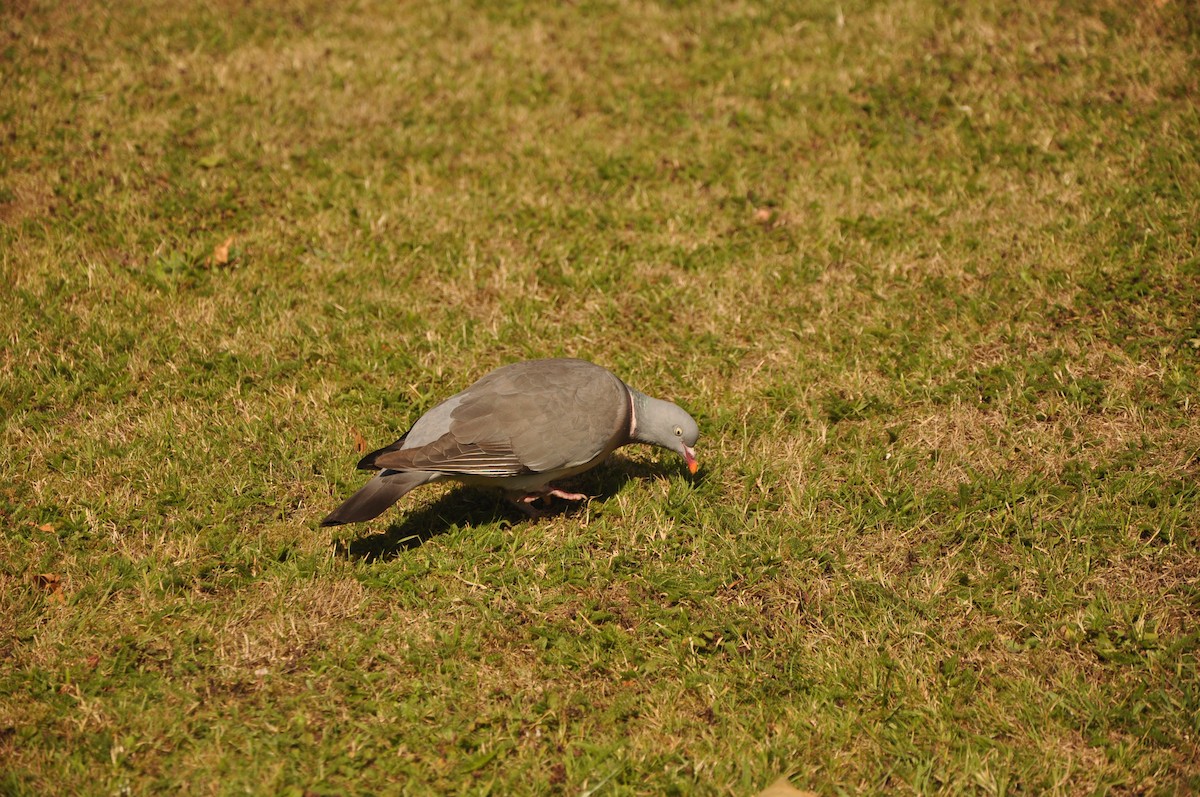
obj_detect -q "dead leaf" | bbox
[754,208,773,223]
[209,236,235,268]
[33,573,65,602]
[352,427,369,454]
[35,522,55,533]
[86,654,100,669]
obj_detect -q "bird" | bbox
[321,358,700,526]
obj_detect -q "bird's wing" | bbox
[372,359,631,477]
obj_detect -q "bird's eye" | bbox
[674,426,683,437]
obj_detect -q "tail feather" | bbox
[320,470,436,526]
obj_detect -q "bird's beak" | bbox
[683,445,698,474]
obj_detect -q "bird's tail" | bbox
[320,470,436,526]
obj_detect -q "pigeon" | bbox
[321,358,700,526]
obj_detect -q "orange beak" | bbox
[683,445,698,475]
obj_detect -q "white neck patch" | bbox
[627,388,638,439]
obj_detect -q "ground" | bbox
[1,0,1198,794]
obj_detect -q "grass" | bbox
[2,0,1199,793]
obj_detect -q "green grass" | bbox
[2,0,1199,793]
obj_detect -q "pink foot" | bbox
[505,487,590,517]
[544,488,588,502]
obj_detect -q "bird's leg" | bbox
[505,487,589,517]
[544,488,588,502]
[505,492,550,518]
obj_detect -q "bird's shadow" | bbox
[333,456,683,563]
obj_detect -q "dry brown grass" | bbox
[3,0,1199,793]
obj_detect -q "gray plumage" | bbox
[321,358,699,526]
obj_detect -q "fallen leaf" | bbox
[352,427,369,454]
[33,573,66,602]
[209,236,235,268]
[754,207,773,223]
[198,152,225,169]
[36,522,55,533]
[86,654,100,668]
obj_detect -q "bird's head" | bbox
[630,391,700,474]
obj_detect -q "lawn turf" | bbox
[2,0,1199,794]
